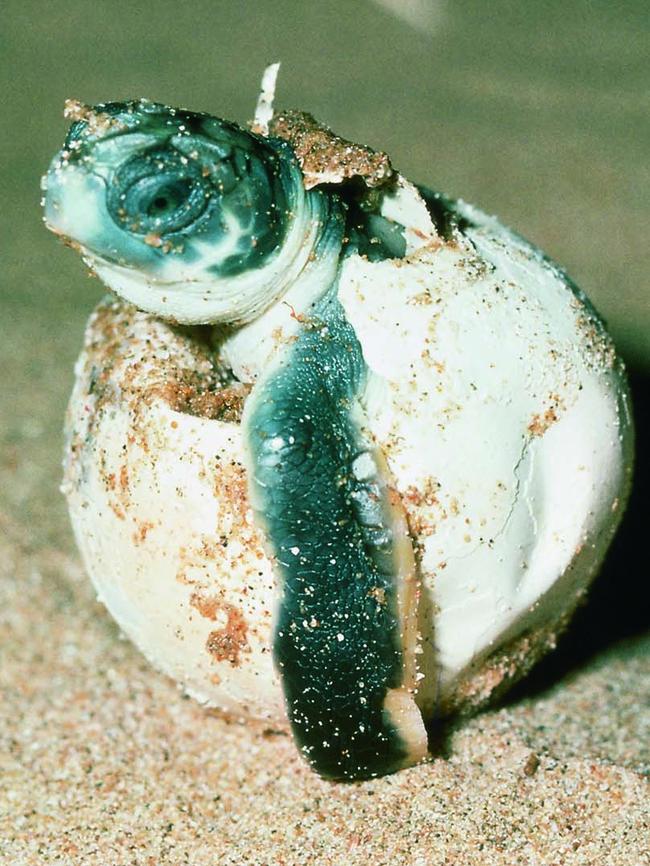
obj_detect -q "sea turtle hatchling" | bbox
[42,68,633,781]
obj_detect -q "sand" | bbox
[1,501,648,864]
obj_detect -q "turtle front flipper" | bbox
[244,289,428,780]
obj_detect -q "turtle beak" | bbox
[41,100,128,245]
[41,163,66,236]
[41,150,105,249]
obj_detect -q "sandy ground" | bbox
[1,507,648,864]
[1,1,648,863]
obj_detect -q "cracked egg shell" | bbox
[63,301,284,721]
[63,203,632,724]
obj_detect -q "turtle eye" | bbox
[146,179,194,218]
[107,148,210,236]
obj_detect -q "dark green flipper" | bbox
[245,290,427,781]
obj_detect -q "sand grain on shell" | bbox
[1,507,648,866]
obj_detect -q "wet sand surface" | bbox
[1,1,648,862]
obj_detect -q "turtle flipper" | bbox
[245,291,428,780]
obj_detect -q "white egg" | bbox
[62,177,632,726]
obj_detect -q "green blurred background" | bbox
[1,0,648,550]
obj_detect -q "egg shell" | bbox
[63,195,632,724]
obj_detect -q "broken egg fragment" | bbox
[49,91,632,780]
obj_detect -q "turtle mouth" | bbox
[43,220,73,241]
[80,244,197,282]
[44,223,86,258]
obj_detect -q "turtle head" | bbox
[43,99,316,324]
